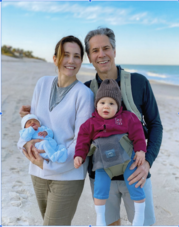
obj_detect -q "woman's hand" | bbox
[19,105,31,117]
[23,139,44,169]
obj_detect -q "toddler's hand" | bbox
[38,131,48,137]
[74,156,83,169]
[133,151,145,166]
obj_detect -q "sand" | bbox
[1,55,179,226]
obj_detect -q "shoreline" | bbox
[2,55,179,87]
[79,65,179,88]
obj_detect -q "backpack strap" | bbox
[120,70,142,122]
[90,78,98,98]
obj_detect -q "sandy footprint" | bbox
[12,181,32,198]
[155,205,172,218]
[9,186,30,208]
[3,215,29,225]
[1,153,12,163]
[161,161,167,166]
[9,167,20,174]
[12,180,24,189]
[9,192,22,207]
[16,216,30,225]
[2,207,23,225]
[169,163,179,169]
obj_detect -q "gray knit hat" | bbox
[95,79,121,110]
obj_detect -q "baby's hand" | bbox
[74,156,83,169]
[38,131,48,137]
[33,125,39,131]
[133,151,145,166]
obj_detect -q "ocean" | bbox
[82,63,179,86]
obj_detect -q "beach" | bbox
[1,55,179,226]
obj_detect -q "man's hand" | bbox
[133,150,145,166]
[19,105,31,118]
[38,131,48,137]
[23,140,44,169]
[128,160,150,188]
[74,157,83,169]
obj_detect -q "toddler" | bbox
[20,114,67,162]
[74,79,147,226]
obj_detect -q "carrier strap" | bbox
[120,70,142,121]
[90,78,98,98]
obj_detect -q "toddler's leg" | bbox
[132,199,145,226]
[94,169,111,226]
[123,151,146,226]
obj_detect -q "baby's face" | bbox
[97,97,118,119]
[25,119,40,128]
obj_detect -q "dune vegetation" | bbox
[1,45,46,61]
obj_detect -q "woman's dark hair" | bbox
[54,35,84,68]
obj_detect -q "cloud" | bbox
[156,22,179,30]
[169,23,179,28]
[129,12,148,22]
[2,2,179,29]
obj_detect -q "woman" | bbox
[17,36,94,225]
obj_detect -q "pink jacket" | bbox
[74,107,147,161]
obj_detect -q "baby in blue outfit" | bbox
[20,114,67,163]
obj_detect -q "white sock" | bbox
[132,202,145,226]
[95,205,106,226]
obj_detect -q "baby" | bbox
[20,114,67,163]
[74,79,147,226]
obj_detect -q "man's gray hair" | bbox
[84,27,116,55]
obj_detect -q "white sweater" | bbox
[17,76,94,180]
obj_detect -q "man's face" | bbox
[88,35,116,74]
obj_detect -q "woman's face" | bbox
[55,42,82,78]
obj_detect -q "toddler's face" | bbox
[97,97,118,119]
[25,119,40,128]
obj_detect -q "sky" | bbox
[1,0,179,65]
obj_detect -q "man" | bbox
[84,27,163,226]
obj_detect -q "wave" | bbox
[147,72,168,79]
[124,68,136,73]
[125,68,168,79]
[82,64,95,70]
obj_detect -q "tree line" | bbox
[1,45,46,61]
